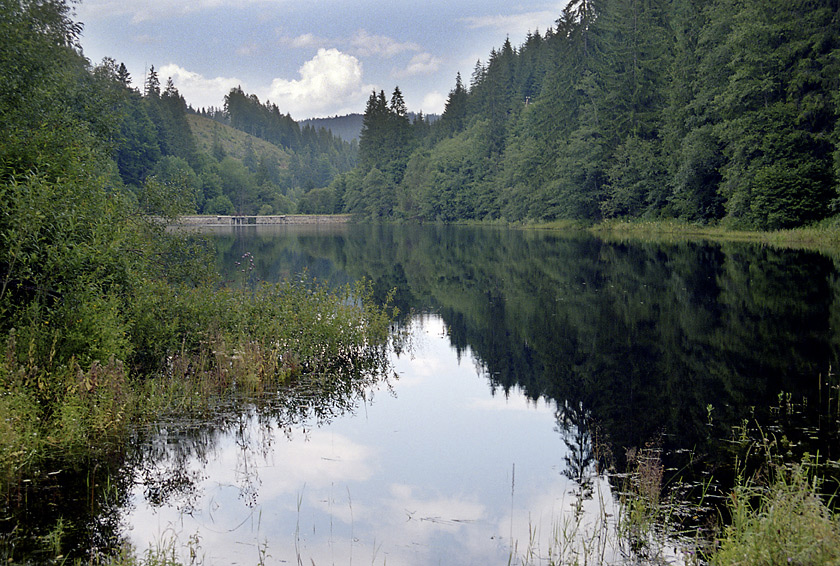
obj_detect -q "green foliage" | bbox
[669,125,725,222]
[137,175,195,219]
[215,156,256,213]
[602,137,669,218]
[0,134,139,368]
[339,0,840,228]
[416,124,491,221]
[437,73,469,138]
[221,86,357,195]
[203,194,235,215]
[346,167,395,219]
[225,86,300,149]
[150,156,201,211]
[714,459,840,566]
[298,187,337,214]
[358,88,418,185]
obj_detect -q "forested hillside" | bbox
[338,0,840,229]
[302,114,365,142]
[93,65,359,216]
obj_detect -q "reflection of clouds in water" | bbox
[391,317,455,385]
[466,394,552,413]
[127,426,379,564]
[126,315,627,565]
[128,468,591,566]
[385,483,485,530]
[503,475,619,562]
[259,429,377,494]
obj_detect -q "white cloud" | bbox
[78,0,278,23]
[236,42,261,56]
[396,53,443,78]
[290,33,326,48]
[460,6,562,37]
[350,29,421,58]
[267,48,375,119]
[256,429,377,497]
[158,63,243,109]
[420,92,446,116]
[275,31,328,49]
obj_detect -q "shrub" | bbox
[714,460,840,566]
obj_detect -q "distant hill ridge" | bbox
[301,114,364,142]
[302,112,439,142]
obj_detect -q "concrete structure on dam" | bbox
[175,215,351,226]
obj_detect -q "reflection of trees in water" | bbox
[229,225,838,473]
[210,225,840,514]
[216,225,840,472]
[129,362,394,514]
[0,334,392,563]
[556,400,597,500]
[0,450,134,563]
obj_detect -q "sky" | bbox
[74,0,568,120]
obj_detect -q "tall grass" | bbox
[508,431,840,566]
[0,276,395,515]
[714,458,840,566]
[584,217,840,254]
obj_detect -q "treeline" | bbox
[302,114,365,142]
[98,65,358,215]
[335,0,840,229]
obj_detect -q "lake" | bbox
[12,224,840,564]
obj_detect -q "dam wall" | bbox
[175,214,351,226]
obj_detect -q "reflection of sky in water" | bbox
[124,316,643,565]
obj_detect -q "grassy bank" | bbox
[0,275,394,481]
[527,217,840,254]
[0,274,396,564]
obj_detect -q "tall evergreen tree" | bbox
[387,87,413,183]
[438,73,469,138]
[359,90,390,173]
[341,0,840,226]
[144,65,160,98]
[117,62,131,86]
[705,0,838,228]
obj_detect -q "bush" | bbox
[714,460,840,566]
[203,194,235,215]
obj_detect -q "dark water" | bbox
[213,224,840,462]
[6,224,840,564]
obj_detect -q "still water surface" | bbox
[127,316,610,565]
[123,224,840,565]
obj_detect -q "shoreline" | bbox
[174,214,840,255]
[526,218,840,254]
